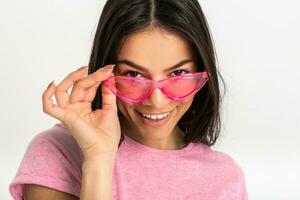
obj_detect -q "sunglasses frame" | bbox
[103,71,209,105]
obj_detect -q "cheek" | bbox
[116,99,122,110]
[178,98,194,115]
[116,99,127,119]
[116,99,136,117]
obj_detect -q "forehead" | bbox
[116,28,195,72]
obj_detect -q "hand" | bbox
[42,64,121,159]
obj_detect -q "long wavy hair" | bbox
[88,0,226,147]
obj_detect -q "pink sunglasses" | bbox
[102,71,209,105]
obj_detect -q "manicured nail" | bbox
[47,81,54,89]
[77,66,88,71]
[103,65,115,70]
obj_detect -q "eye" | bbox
[170,69,189,76]
[121,69,190,78]
[121,70,143,78]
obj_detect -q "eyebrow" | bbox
[115,59,193,73]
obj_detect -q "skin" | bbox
[24,184,78,200]
[115,27,197,150]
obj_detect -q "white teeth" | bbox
[141,112,170,120]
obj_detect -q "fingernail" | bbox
[77,66,88,71]
[103,65,115,70]
[47,81,55,89]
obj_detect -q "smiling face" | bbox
[114,27,197,150]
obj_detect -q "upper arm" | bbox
[24,184,79,200]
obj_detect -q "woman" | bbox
[9,0,248,199]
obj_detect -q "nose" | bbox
[142,87,171,107]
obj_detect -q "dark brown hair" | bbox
[88,0,226,147]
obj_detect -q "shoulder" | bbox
[24,123,83,166]
[193,143,246,180]
[29,123,83,161]
[9,123,82,199]
[210,148,248,198]
[193,144,248,198]
[198,143,243,166]
[204,145,247,195]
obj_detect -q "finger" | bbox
[81,81,101,102]
[81,67,115,102]
[69,64,115,103]
[101,71,117,112]
[55,66,88,107]
[42,81,65,120]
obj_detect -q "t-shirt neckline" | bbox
[122,134,194,156]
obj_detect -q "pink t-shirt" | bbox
[9,123,248,199]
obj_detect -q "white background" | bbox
[1,0,299,199]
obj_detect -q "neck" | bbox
[122,125,187,150]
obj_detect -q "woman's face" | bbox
[115,28,197,148]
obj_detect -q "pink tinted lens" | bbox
[162,75,199,98]
[113,77,151,100]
